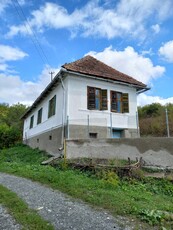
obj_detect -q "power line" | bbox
[11,0,51,69]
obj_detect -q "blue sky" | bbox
[0,0,173,106]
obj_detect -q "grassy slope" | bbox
[0,145,173,229]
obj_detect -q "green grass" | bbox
[0,144,173,229]
[0,184,54,230]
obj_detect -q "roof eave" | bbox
[136,87,150,94]
[63,68,148,91]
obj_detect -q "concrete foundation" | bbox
[68,125,108,138]
[68,125,138,139]
[25,127,62,156]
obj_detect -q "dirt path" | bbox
[0,173,133,230]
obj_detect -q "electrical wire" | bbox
[11,0,52,71]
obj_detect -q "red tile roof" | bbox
[62,55,146,88]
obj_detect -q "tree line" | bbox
[0,103,28,149]
[138,103,173,137]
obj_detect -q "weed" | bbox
[130,168,145,180]
[99,170,119,187]
[139,209,165,225]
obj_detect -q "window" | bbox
[48,95,56,118]
[111,91,129,113]
[37,108,42,124]
[87,86,107,110]
[89,133,97,138]
[30,115,34,129]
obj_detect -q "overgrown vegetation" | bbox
[0,103,28,149]
[0,184,54,230]
[138,103,173,137]
[0,145,173,229]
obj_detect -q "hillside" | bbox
[138,103,173,137]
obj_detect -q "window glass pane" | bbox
[117,92,122,112]
[117,101,121,112]
[95,89,100,110]
[37,108,42,124]
[48,95,56,118]
[95,89,100,96]
[30,115,34,129]
[117,93,121,100]
[111,91,122,113]
[95,98,99,109]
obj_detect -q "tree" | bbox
[138,103,163,118]
[0,103,28,149]
[138,103,173,137]
[4,103,28,130]
[0,103,9,125]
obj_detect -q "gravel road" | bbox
[0,205,21,230]
[0,173,133,230]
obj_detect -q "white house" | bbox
[22,55,149,155]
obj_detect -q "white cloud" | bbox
[0,44,28,62]
[0,63,8,71]
[6,0,173,39]
[151,24,160,34]
[141,48,153,56]
[159,40,173,63]
[137,94,173,106]
[0,0,10,14]
[0,66,59,105]
[0,0,26,15]
[87,46,165,85]
[18,0,27,5]
[0,44,28,74]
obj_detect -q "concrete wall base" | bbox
[68,125,138,138]
[24,127,62,156]
[65,138,173,169]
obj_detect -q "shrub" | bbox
[95,169,119,187]
[0,124,21,149]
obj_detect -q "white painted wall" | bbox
[67,74,138,129]
[23,72,139,140]
[23,82,65,140]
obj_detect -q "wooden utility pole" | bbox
[165,108,170,137]
[49,71,55,81]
